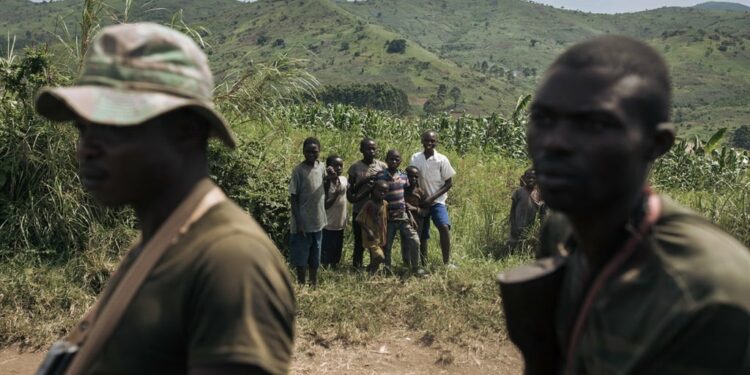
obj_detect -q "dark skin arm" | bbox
[190,364,270,375]
[354,181,374,203]
[346,174,359,204]
[421,178,453,208]
[290,194,304,235]
[347,174,377,205]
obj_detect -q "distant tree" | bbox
[340,41,350,51]
[530,39,539,47]
[449,86,461,109]
[423,97,444,114]
[731,125,750,150]
[257,35,269,46]
[481,60,489,73]
[437,84,447,99]
[386,39,407,54]
[273,39,286,48]
[423,84,449,114]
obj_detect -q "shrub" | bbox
[386,39,406,54]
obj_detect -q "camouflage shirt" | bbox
[539,196,750,374]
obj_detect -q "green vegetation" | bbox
[5,0,750,137]
[1,0,749,356]
[317,82,410,115]
[694,2,750,12]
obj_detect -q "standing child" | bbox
[508,168,546,248]
[355,180,389,274]
[377,150,422,275]
[405,165,430,267]
[290,137,327,287]
[410,130,456,267]
[347,138,387,269]
[322,155,348,268]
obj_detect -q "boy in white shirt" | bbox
[409,130,456,267]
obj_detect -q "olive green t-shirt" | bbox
[538,196,750,374]
[87,200,296,375]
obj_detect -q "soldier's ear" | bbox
[650,122,675,160]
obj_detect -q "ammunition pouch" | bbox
[497,256,566,375]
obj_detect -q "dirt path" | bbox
[292,333,522,375]
[0,348,44,375]
[0,336,522,374]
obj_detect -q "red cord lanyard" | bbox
[564,190,662,374]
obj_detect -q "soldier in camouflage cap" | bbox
[35,23,295,375]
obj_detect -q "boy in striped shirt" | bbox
[377,150,423,275]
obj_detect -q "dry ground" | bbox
[0,333,522,374]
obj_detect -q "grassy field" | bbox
[1,0,749,357]
[1,97,748,350]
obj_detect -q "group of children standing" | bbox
[288,131,456,286]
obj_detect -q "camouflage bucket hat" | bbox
[35,22,235,148]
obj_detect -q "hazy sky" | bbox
[534,0,750,14]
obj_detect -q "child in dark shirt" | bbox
[355,180,389,274]
[509,168,546,248]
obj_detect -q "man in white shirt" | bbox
[409,130,456,266]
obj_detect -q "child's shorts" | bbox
[289,231,322,267]
[420,203,452,240]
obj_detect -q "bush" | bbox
[386,39,406,54]
[209,136,291,248]
[0,47,133,259]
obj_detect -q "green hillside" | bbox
[4,0,750,137]
[339,0,750,137]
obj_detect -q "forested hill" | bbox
[4,0,750,137]
[694,2,750,12]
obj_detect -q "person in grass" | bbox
[405,165,430,267]
[528,35,750,373]
[376,150,423,275]
[410,130,456,267]
[289,137,327,287]
[355,180,389,274]
[321,154,348,269]
[34,23,294,375]
[508,168,546,248]
[347,138,388,269]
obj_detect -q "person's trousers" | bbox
[352,212,365,268]
[321,229,344,266]
[384,218,421,270]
